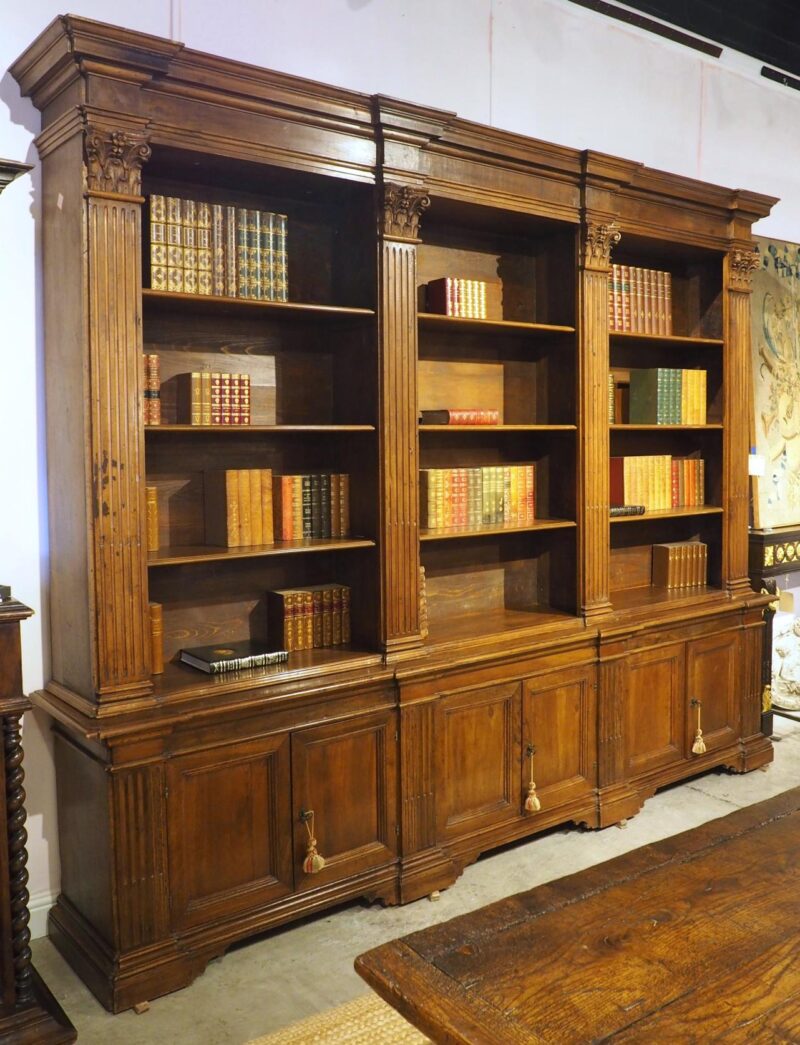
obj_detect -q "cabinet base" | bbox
[0,968,77,1044]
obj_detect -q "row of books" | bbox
[177,371,252,426]
[203,470,352,547]
[274,474,351,541]
[144,354,161,425]
[148,194,288,301]
[420,465,535,530]
[610,455,705,512]
[419,409,500,426]
[608,264,672,335]
[628,368,707,425]
[652,541,708,589]
[267,585,351,652]
[426,277,488,319]
[205,469,275,547]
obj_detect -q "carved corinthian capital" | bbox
[85,125,152,196]
[382,183,430,241]
[728,247,760,291]
[583,221,621,269]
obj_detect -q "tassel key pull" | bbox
[524,743,541,814]
[300,809,326,874]
[690,698,706,755]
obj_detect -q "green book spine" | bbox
[247,209,261,300]
[260,211,275,300]
[225,205,238,298]
[210,203,225,297]
[275,213,288,301]
[629,369,659,424]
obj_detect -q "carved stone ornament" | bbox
[383,183,430,240]
[85,126,152,196]
[728,247,760,291]
[583,221,621,267]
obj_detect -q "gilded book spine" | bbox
[182,198,198,295]
[248,209,261,300]
[149,194,167,291]
[211,203,225,297]
[225,205,238,298]
[275,213,288,301]
[166,195,184,293]
[149,602,164,674]
[197,200,213,296]
[146,486,159,552]
[236,207,250,298]
[261,211,275,300]
[143,353,161,425]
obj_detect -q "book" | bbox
[420,409,500,425]
[204,469,241,547]
[148,195,167,291]
[196,200,212,295]
[180,640,289,674]
[610,504,646,517]
[143,353,161,425]
[146,486,159,552]
[166,195,184,293]
[149,601,164,674]
[176,372,202,425]
[275,213,288,301]
[182,197,198,295]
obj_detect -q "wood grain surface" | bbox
[357,787,800,1044]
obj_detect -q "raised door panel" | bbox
[522,666,597,812]
[291,710,397,891]
[167,734,293,931]
[687,630,740,755]
[625,642,686,778]
[436,681,521,841]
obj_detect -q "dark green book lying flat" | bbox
[180,640,289,673]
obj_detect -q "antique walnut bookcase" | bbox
[12,16,776,1012]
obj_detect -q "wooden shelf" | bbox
[420,519,575,541]
[142,288,375,320]
[154,647,384,702]
[425,605,577,647]
[611,584,722,613]
[610,330,724,347]
[148,537,375,567]
[146,424,376,434]
[611,423,722,431]
[419,424,576,433]
[418,313,575,335]
[610,506,723,524]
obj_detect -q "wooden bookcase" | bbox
[12,17,777,1012]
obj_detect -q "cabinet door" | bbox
[625,642,686,778]
[522,666,596,812]
[687,630,740,755]
[167,734,293,931]
[435,681,521,841]
[291,710,397,891]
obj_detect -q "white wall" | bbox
[2,0,799,935]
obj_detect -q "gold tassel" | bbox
[691,699,706,755]
[301,810,326,874]
[524,744,541,814]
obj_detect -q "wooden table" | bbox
[356,788,800,1043]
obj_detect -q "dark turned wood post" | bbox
[0,586,75,1040]
[0,160,76,1040]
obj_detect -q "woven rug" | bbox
[247,991,429,1044]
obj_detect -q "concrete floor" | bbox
[33,716,800,1044]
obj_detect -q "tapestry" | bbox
[752,237,800,528]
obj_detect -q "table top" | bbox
[356,787,800,1043]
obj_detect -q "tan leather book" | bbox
[237,469,252,546]
[249,468,263,545]
[149,602,164,674]
[182,197,198,295]
[260,469,273,545]
[146,486,159,552]
[204,470,239,547]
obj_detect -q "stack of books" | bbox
[204,469,274,547]
[420,464,535,530]
[652,541,708,589]
[419,409,499,425]
[426,277,488,319]
[143,354,161,425]
[180,640,289,674]
[176,371,251,426]
[273,474,350,541]
[268,585,351,651]
[148,194,288,301]
[610,455,705,512]
[608,264,672,335]
[628,368,707,425]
